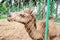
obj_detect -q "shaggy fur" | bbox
[7,9,44,40]
[7,9,57,40]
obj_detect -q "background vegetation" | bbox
[0,0,60,22]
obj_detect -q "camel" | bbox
[7,9,44,40]
[52,23,60,40]
[37,16,57,40]
[7,9,57,40]
[48,16,57,39]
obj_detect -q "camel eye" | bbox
[8,14,11,17]
[20,14,25,17]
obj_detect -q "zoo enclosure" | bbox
[0,0,60,21]
[0,0,60,40]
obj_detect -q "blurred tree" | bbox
[55,1,58,19]
[6,0,11,14]
[17,0,21,11]
[22,0,29,6]
[42,0,46,19]
[33,0,36,6]
[37,0,41,20]
[0,0,6,5]
[50,0,53,16]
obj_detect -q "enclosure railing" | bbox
[44,0,50,40]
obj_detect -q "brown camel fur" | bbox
[7,9,44,40]
[7,9,57,40]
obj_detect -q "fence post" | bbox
[44,0,50,40]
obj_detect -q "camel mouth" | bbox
[7,19,11,22]
[17,18,32,24]
[7,18,14,22]
[37,38,43,40]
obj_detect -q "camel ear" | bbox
[49,16,53,20]
[23,8,32,13]
[30,10,33,14]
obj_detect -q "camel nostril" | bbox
[20,14,25,17]
[7,19,10,22]
[8,15,11,17]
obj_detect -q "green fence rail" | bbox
[44,0,50,40]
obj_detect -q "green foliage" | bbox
[0,2,7,15]
[0,0,58,21]
[54,18,60,23]
[0,15,7,19]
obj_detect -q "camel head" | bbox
[7,9,34,24]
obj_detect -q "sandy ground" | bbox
[0,19,32,40]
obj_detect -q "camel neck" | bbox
[25,18,37,38]
[25,18,36,33]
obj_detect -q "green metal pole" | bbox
[44,0,50,40]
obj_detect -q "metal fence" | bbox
[0,0,60,22]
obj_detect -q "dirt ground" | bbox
[0,19,60,40]
[0,19,32,40]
